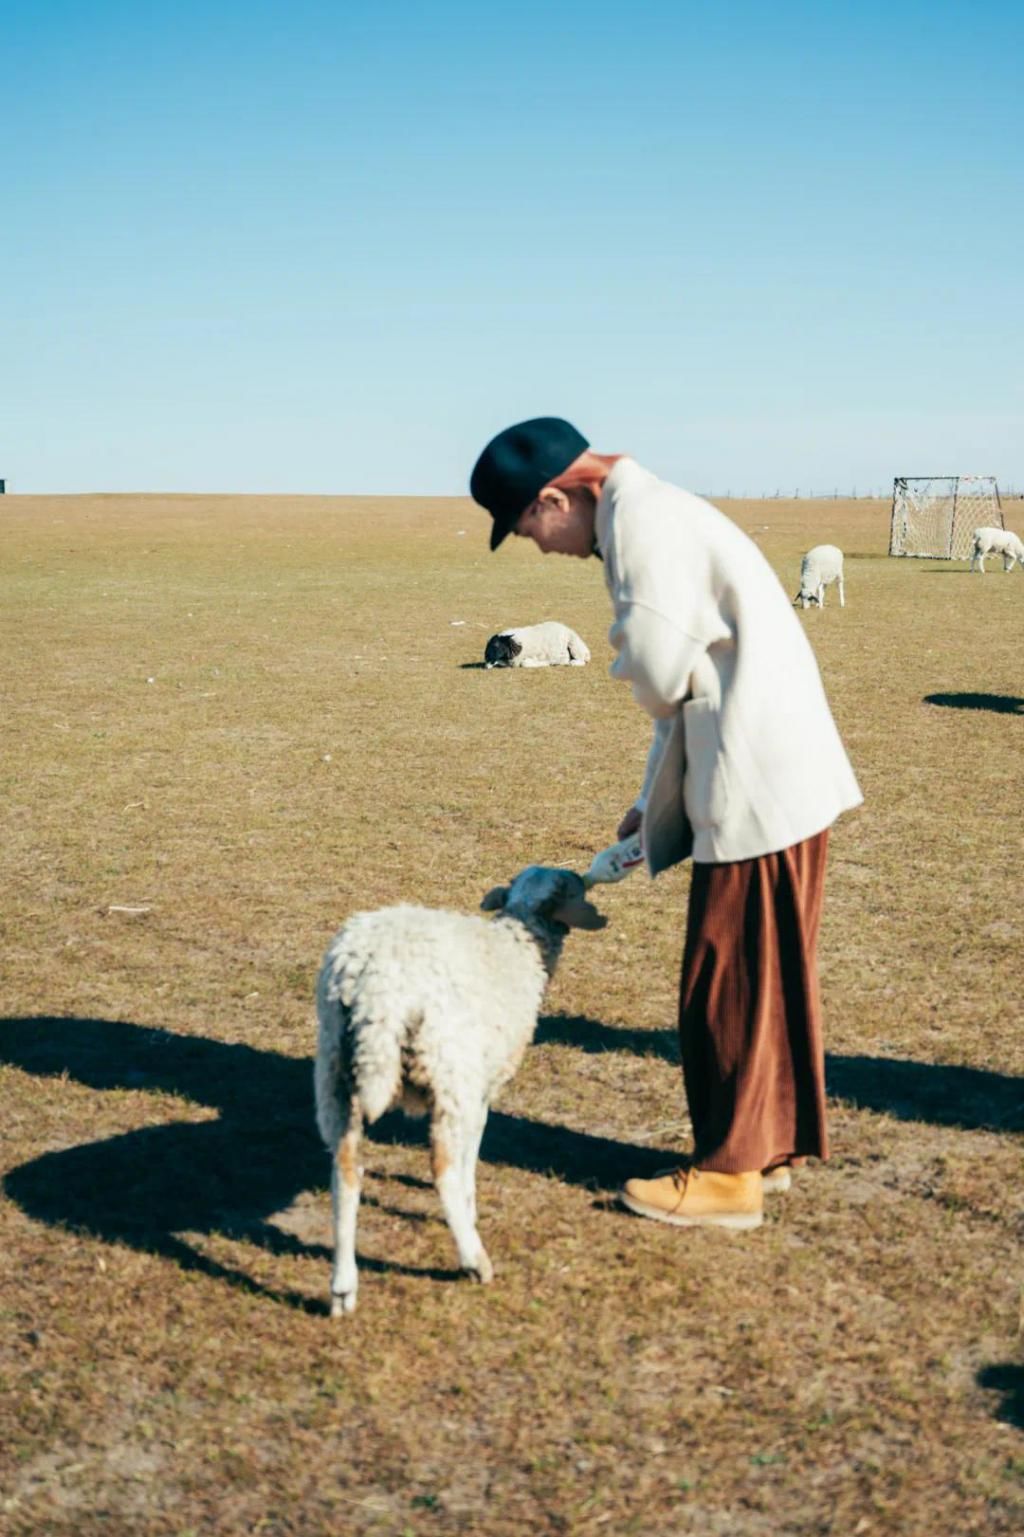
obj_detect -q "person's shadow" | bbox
[0,1015,669,1313]
[4,1015,1022,1315]
[540,1015,1024,1133]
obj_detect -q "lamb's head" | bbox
[794,587,820,609]
[484,633,522,668]
[481,865,607,973]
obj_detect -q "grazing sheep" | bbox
[314,866,607,1317]
[484,621,591,668]
[795,545,845,609]
[969,526,1024,573]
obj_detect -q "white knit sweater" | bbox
[595,458,862,869]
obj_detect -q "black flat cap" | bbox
[470,417,590,551]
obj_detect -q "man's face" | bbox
[513,487,595,557]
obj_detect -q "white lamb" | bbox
[314,865,607,1317]
[795,544,845,609]
[969,526,1024,573]
[484,620,591,668]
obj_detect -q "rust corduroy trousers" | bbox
[678,829,830,1174]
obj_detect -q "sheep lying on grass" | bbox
[969,526,1024,573]
[795,544,845,608]
[314,866,607,1317]
[484,621,591,668]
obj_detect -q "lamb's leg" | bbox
[817,584,826,608]
[330,1101,363,1318]
[431,1112,493,1284]
[460,1099,490,1235]
[838,574,845,607]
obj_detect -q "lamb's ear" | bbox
[481,885,510,912]
[550,897,608,931]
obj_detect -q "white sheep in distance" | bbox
[314,865,607,1318]
[484,621,591,668]
[795,544,845,609]
[969,526,1024,573]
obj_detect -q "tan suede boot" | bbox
[761,1165,793,1194]
[618,1167,763,1229]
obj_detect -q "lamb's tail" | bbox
[315,932,405,1139]
[314,972,350,1149]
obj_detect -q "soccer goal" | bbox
[889,476,1003,559]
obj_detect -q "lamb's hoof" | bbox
[466,1252,494,1285]
[330,1290,357,1319]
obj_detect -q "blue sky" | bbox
[2,0,1021,494]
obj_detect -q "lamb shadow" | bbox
[458,661,488,670]
[7,1017,1020,1312]
[370,1104,667,1190]
[977,1364,1024,1429]
[924,692,1024,714]
[0,1015,666,1306]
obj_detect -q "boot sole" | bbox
[618,1191,763,1230]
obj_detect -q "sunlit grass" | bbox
[1,491,1021,1535]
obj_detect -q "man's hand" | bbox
[616,805,643,841]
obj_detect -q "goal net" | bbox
[889,476,1003,559]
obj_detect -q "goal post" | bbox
[889,476,1003,559]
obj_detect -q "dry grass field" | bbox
[1,488,1022,1536]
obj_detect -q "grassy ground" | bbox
[1,489,1022,1536]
